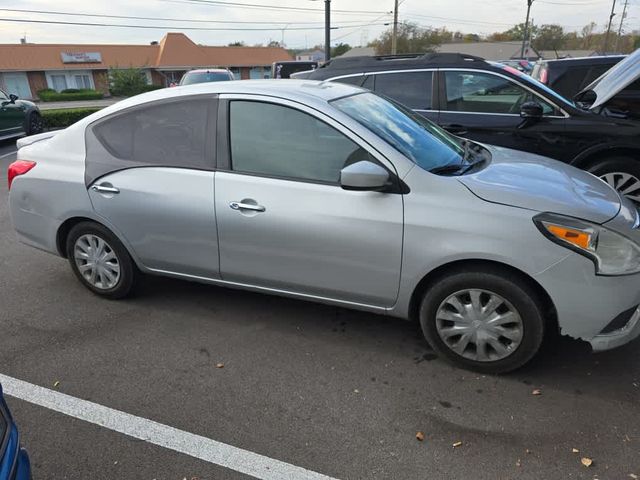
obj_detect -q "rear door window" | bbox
[373,71,433,110]
[93,98,211,168]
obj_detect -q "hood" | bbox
[458,146,621,224]
[578,49,640,110]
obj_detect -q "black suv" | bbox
[296,52,640,204]
[531,55,624,99]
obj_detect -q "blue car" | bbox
[0,384,31,480]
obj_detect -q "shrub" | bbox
[109,67,151,96]
[37,89,104,102]
[41,108,102,129]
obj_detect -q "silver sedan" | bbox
[8,80,640,373]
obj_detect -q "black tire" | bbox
[586,156,640,204]
[26,111,44,135]
[65,221,136,299]
[419,267,545,374]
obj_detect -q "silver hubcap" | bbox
[74,234,120,289]
[600,172,640,204]
[436,289,524,362]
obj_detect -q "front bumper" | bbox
[534,253,640,351]
[590,305,640,352]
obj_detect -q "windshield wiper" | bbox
[429,164,466,175]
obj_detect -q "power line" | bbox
[159,0,389,15]
[0,7,370,25]
[0,17,388,31]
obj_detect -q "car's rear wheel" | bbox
[419,268,545,374]
[26,111,43,135]
[587,156,640,205]
[65,222,136,299]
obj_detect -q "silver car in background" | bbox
[8,80,640,373]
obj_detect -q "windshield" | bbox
[331,92,465,171]
[494,63,575,108]
[181,72,232,85]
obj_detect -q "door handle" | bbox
[442,124,468,135]
[229,201,265,212]
[91,184,120,194]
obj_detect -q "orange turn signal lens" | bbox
[545,224,593,250]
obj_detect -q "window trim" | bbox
[439,68,569,119]
[217,93,400,188]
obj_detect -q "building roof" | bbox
[436,41,541,61]
[538,49,598,59]
[0,32,292,72]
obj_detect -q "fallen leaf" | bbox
[531,389,542,396]
[354,389,360,394]
[525,449,531,454]
[215,363,224,368]
[581,457,593,467]
[572,448,580,453]
[516,459,521,467]
[53,381,60,388]
[415,431,425,442]
[629,474,638,479]
[452,441,462,448]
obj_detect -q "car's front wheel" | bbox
[65,222,136,299]
[419,267,545,374]
[587,156,640,205]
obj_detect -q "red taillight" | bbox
[7,160,36,190]
[540,68,548,84]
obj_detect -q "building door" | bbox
[3,73,32,99]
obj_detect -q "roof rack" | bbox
[321,52,486,70]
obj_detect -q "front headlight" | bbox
[534,213,640,276]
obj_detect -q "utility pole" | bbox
[615,0,628,52]
[603,0,617,53]
[325,0,331,62]
[391,0,399,55]
[520,0,534,59]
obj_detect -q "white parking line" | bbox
[0,150,17,159]
[0,373,339,480]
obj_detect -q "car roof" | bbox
[185,68,231,73]
[306,52,498,78]
[538,55,625,66]
[72,80,364,127]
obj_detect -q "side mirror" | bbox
[8,93,18,103]
[340,160,390,191]
[520,101,543,119]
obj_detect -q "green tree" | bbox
[228,41,245,47]
[331,43,352,57]
[534,24,566,51]
[109,67,149,97]
[370,22,446,55]
[502,22,539,41]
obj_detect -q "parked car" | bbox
[178,69,235,86]
[0,89,43,141]
[0,384,31,480]
[296,50,640,204]
[8,80,640,373]
[272,61,318,79]
[531,55,625,99]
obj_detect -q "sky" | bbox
[0,0,636,48]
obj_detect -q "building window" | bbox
[74,74,92,89]
[50,75,68,92]
[229,68,240,80]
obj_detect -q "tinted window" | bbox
[445,71,556,115]
[332,92,464,172]
[229,101,364,183]
[94,98,210,169]
[373,71,432,110]
[181,72,231,85]
[361,75,374,90]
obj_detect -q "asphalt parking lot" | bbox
[1,138,639,479]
